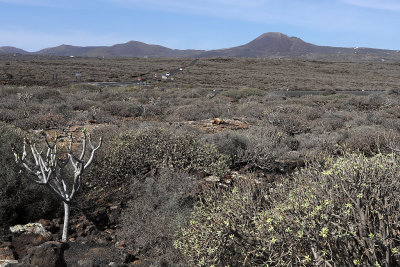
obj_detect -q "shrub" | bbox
[118,168,196,266]
[207,130,249,169]
[255,152,400,266]
[0,108,24,123]
[267,109,309,135]
[322,88,337,96]
[169,102,224,121]
[15,113,66,130]
[176,152,400,266]
[0,122,59,235]
[241,125,292,172]
[174,181,263,266]
[87,127,228,188]
[31,87,61,102]
[103,100,143,118]
[343,126,398,156]
[221,87,265,102]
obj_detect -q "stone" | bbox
[0,242,16,261]
[22,241,69,267]
[204,176,220,182]
[77,259,94,267]
[10,223,53,259]
[0,260,19,267]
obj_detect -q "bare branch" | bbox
[12,131,102,242]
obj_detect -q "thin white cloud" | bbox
[107,0,376,31]
[108,0,278,22]
[342,0,400,11]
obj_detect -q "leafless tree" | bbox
[11,131,102,242]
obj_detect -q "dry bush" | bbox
[15,113,66,130]
[176,152,400,266]
[311,112,347,132]
[51,103,75,121]
[340,95,384,111]
[207,130,249,169]
[234,101,267,120]
[31,87,62,102]
[241,125,292,172]
[267,109,309,135]
[366,92,385,108]
[0,96,20,110]
[0,108,25,123]
[168,101,225,121]
[118,168,196,266]
[342,126,398,155]
[0,122,59,235]
[297,131,347,157]
[103,100,144,118]
[0,85,18,97]
[221,87,265,102]
[70,99,100,111]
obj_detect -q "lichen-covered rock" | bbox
[10,223,52,239]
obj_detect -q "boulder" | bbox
[10,223,53,259]
[22,241,68,267]
[0,242,16,261]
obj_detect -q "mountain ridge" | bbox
[1,32,399,60]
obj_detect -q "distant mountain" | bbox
[36,44,101,57]
[35,41,204,58]
[0,46,29,55]
[1,32,400,60]
[198,32,398,59]
[199,32,317,57]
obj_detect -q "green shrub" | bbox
[88,127,228,187]
[174,181,263,266]
[176,152,400,266]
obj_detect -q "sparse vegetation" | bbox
[1,55,400,266]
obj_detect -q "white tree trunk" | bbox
[62,202,70,242]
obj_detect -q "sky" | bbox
[1,0,400,52]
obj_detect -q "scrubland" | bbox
[1,56,400,266]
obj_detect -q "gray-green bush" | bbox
[87,127,228,188]
[176,151,400,266]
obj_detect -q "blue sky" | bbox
[1,0,399,52]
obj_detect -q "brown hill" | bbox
[199,32,318,57]
[198,32,400,61]
[0,46,29,55]
[36,45,100,56]
[36,41,204,58]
